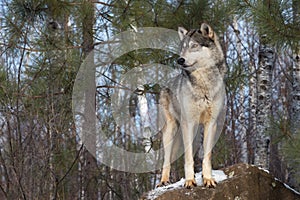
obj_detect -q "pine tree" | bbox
[0,0,96,198]
[2,0,299,198]
[243,0,300,189]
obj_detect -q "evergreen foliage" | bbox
[235,0,300,51]
[0,0,299,199]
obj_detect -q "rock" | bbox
[141,163,300,200]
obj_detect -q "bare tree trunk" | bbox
[253,0,276,169]
[80,1,98,199]
[291,55,300,129]
[247,19,257,165]
[254,38,275,168]
[284,0,300,189]
[233,16,248,163]
[291,0,300,131]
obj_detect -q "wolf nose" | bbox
[177,57,185,65]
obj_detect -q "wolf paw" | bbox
[184,179,197,189]
[203,177,217,188]
[156,181,170,187]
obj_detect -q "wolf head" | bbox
[177,23,226,76]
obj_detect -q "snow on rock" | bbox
[283,182,300,195]
[273,178,300,196]
[146,170,227,200]
[257,166,300,196]
[142,164,300,200]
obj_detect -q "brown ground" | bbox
[141,163,300,200]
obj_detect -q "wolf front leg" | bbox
[202,120,217,187]
[181,121,197,189]
[156,118,178,187]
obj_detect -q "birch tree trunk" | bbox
[291,54,300,130]
[248,26,257,165]
[291,0,300,131]
[252,0,277,169]
[254,37,275,168]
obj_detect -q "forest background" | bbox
[0,0,299,199]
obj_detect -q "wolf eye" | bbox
[190,43,199,49]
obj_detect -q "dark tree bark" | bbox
[80,0,98,199]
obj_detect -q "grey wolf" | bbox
[157,23,226,188]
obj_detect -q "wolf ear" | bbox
[200,23,214,40]
[178,27,187,40]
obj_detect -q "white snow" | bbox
[255,165,300,195]
[256,166,300,195]
[283,182,300,195]
[146,166,300,199]
[274,178,300,196]
[256,165,270,174]
[146,170,227,200]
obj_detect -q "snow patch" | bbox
[146,170,227,200]
[283,183,300,195]
[274,178,300,195]
[250,164,270,174]
[256,166,300,195]
[257,166,270,174]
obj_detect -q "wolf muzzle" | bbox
[177,57,193,71]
